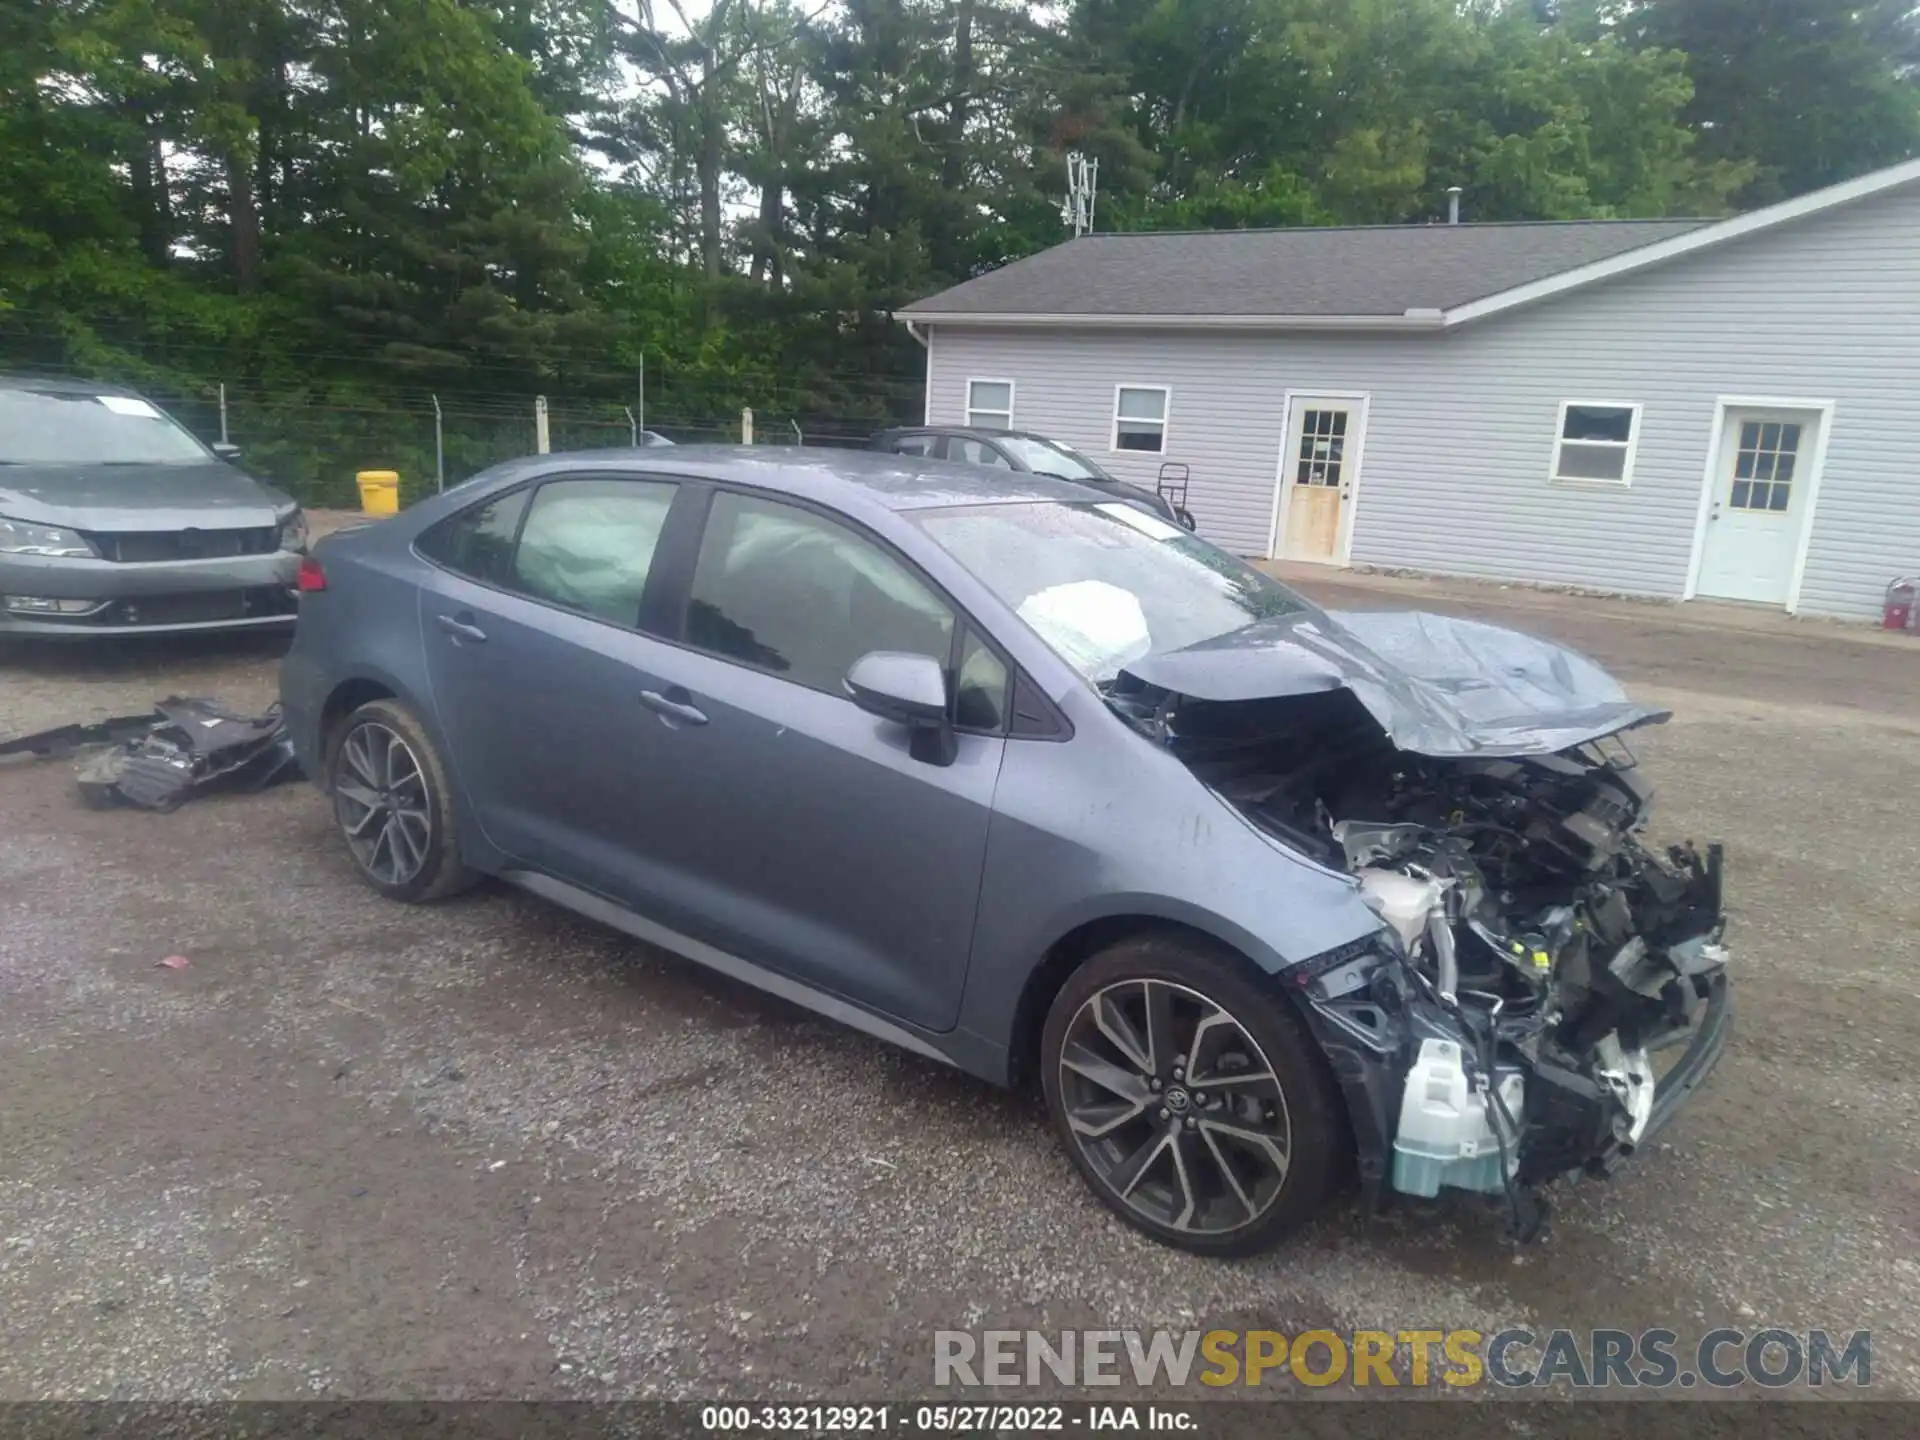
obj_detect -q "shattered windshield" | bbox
[996,436,1108,482]
[0,389,211,465]
[917,500,1311,683]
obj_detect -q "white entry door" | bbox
[1696,409,1818,605]
[1279,398,1363,563]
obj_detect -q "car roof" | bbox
[474,444,1097,514]
[887,425,1064,444]
[0,373,142,397]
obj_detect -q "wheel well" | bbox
[1010,915,1361,1185]
[1007,915,1253,1091]
[319,678,396,758]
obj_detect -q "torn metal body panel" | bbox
[1112,620,1729,1238]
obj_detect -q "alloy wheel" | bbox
[333,721,433,887]
[1057,979,1292,1236]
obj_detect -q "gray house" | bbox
[899,157,1920,620]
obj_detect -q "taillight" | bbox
[295,556,327,592]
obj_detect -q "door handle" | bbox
[435,612,487,643]
[640,688,709,727]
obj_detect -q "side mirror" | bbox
[844,651,956,765]
[211,442,242,460]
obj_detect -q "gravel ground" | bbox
[2,569,1916,1402]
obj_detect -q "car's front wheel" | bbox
[326,699,476,903]
[1041,936,1344,1256]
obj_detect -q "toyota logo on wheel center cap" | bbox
[1164,1086,1192,1114]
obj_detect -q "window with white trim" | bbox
[1552,402,1641,484]
[966,380,1013,429]
[1112,386,1169,453]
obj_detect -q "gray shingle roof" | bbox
[901,219,1710,319]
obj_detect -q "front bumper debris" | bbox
[0,696,303,810]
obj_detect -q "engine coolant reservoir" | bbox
[1391,1037,1525,1197]
[1357,868,1447,949]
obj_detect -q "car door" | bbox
[601,487,1011,1033]
[416,473,690,889]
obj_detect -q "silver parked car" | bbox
[280,447,1730,1254]
[0,375,306,637]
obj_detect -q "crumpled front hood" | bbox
[0,462,293,532]
[1120,608,1668,757]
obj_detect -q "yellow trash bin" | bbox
[355,470,400,516]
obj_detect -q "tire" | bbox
[1041,935,1344,1257]
[1175,508,1197,531]
[325,698,477,903]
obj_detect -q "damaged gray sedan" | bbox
[281,451,1728,1256]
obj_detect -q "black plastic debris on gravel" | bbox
[0,695,302,811]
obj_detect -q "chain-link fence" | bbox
[142,385,900,510]
[0,334,918,508]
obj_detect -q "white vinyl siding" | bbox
[924,175,1920,619]
[965,379,1013,429]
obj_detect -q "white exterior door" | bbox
[1279,398,1363,563]
[1696,409,1818,605]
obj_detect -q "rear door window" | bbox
[684,492,955,696]
[507,478,678,627]
[417,489,530,587]
[889,433,939,457]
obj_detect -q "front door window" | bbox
[1294,409,1348,487]
[685,492,956,694]
[1729,420,1801,514]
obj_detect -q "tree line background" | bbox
[4,1,1918,504]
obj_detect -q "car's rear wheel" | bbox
[327,699,476,902]
[1041,935,1343,1256]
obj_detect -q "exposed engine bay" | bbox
[1115,682,1732,1238]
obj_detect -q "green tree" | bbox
[1610,0,1920,204]
[1082,0,1747,226]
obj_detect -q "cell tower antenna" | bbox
[1066,151,1099,236]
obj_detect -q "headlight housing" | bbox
[277,509,310,553]
[0,516,95,557]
